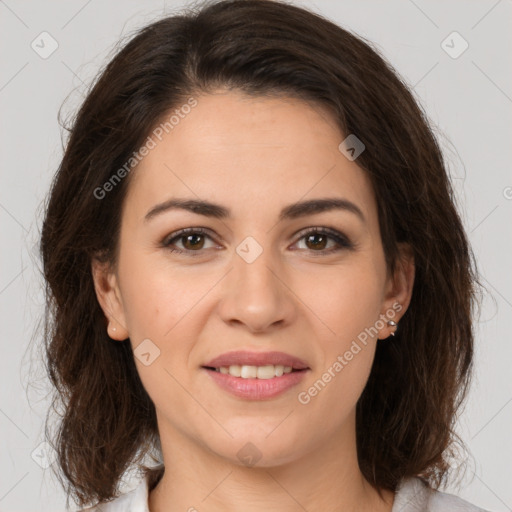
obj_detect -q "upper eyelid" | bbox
[163,227,217,245]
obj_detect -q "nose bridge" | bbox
[217,234,294,331]
[235,236,276,291]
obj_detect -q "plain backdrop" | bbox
[0,0,511,511]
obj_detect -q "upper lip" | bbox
[203,350,310,370]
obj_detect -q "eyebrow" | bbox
[144,197,365,224]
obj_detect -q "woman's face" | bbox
[93,89,413,467]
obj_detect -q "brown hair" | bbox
[39,0,480,508]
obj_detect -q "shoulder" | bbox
[393,477,493,512]
[76,475,150,512]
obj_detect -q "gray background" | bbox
[1,0,511,511]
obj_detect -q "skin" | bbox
[92,89,415,512]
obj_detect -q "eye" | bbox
[161,226,354,256]
[291,227,354,254]
[161,227,218,256]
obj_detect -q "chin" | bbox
[206,427,306,469]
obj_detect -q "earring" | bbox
[387,320,397,336]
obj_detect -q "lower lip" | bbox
[203,368,308,400]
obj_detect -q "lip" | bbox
[204,368,308,400]
[203,350,310,370]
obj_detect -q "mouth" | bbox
[201,350,310,400]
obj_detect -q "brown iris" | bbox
[304,233,328,251]
[181,233,205,250]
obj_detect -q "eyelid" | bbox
[292,225,352,244]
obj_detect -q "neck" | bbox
[148,412,394,512]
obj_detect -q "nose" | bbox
[216,243,297,334]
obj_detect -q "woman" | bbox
[39,0,490,511]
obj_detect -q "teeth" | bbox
[214,364,294,378]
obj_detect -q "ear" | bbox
[91,257,129,341]
[377,242,415,340]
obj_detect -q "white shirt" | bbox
[79,473,492,511]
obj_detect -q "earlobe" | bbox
[90,258,129,341]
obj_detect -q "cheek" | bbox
[118,251,204,340]
[294,266,382,413]
[300,262,383,339]
[118,261,207,410]
[117,256,219,393]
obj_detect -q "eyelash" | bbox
[161,226,354,257]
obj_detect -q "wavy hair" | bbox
[39,0,480,508]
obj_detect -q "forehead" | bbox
[124,90,377,225]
